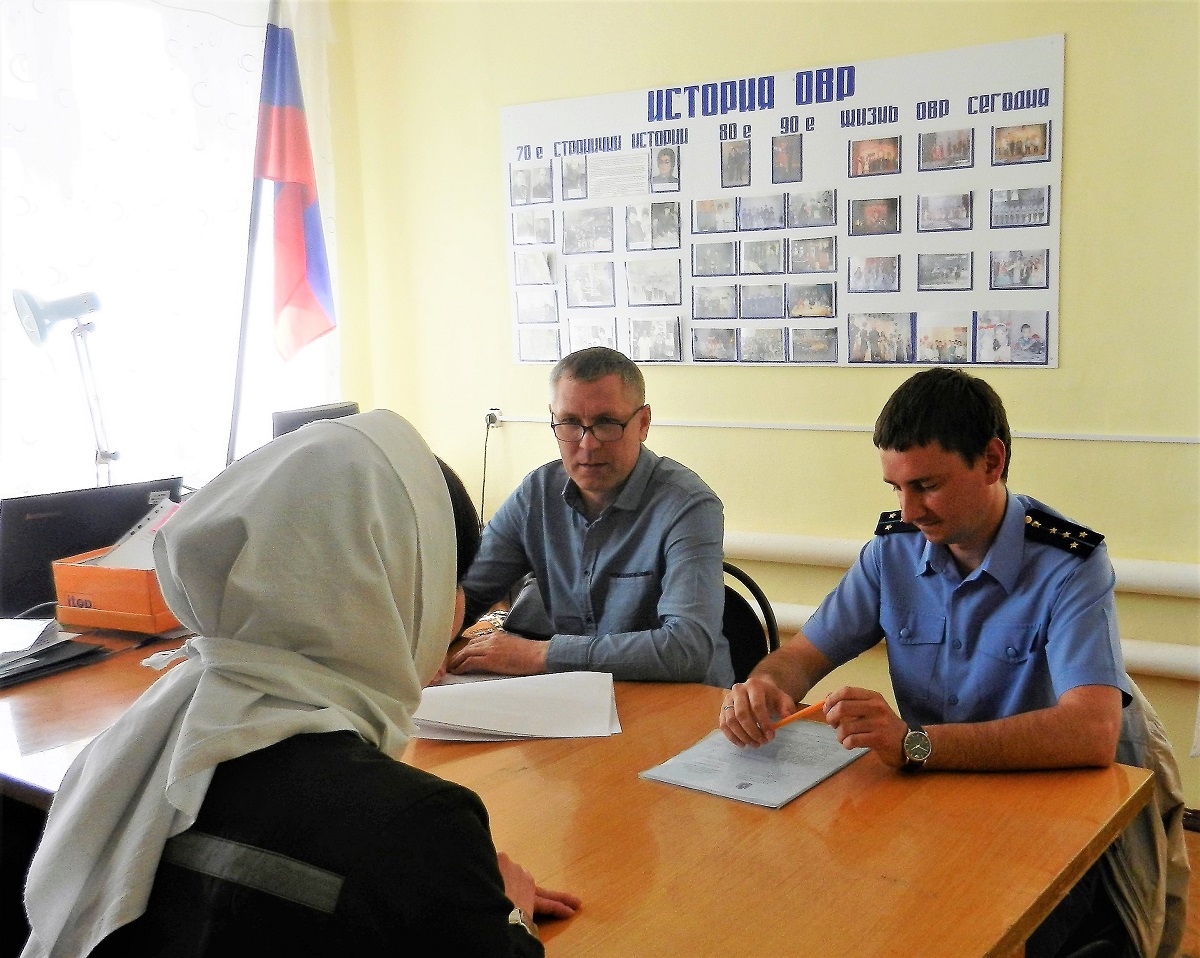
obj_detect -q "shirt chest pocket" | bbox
[977,622,1040,665]
[880,602,946,648]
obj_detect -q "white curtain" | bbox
[0,0,339,496]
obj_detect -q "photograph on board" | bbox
[626,203,652,251]
[692,285,738,319]
[772,133,803,184]
[848,196,900,236]
[514,249,557,285]
[739,284,785,319]
[511,208,555,246]
[562,206,614,254]
[518,325,561,363]
[917,252,973,291]
[917,192,973,232]
[693,241,738,277]
[692,327,737,362]
[692,198,737,233]
[787,282,836,318]
[627,258,682,306]
[740,238,784,274]
[975,310,1049,364]
[848,312,914,363]
[650,146,680,193]
[562,156,587,200]
[788,326,838,363]
[737,194,786,231]
[990,187,1050,228]
[721,139,751,187]
[651,202,681,249]
[515,287,559,325]
[915,312,971,364]
[918,128,974,171]
[787,189,836,228]
[525,164,553,203]
[564,260,615,307]
[849,136,901,177]
[992,122,1050,165]
[569,319,617,352]
[788,236,837,274]
[848,255,900,293]
[989,249,1049,289]
[629,317,682,362]
[738,326,787,363]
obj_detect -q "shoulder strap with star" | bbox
[1024,507,1104,558]
[875,510,920,536]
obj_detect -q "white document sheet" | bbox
[0,618,64,665]
[639,720,866,808]
[88,499,180,570]
[412,671,620,741]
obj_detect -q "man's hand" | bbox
[824,686,908,767]
[718,676,797,747]
[448,627,549,676]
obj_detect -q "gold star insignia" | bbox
[1077,531,1088,539]
[1069,542,1079,549]
[884,524,893,531]
[1061,531,1072,539]
[1047,527,1058,534]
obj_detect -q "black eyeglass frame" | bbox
[548,404,648,443]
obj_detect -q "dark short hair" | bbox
[436,459,481,582]
[873,368,1011,480]
[550,346,646,406]
[657,147,675,166]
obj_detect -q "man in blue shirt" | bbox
[718,368,1184,958]
[451,347,733,686]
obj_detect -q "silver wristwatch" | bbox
[508,906,537,938]
[902,724,932,769]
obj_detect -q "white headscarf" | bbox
[22,410,456,958]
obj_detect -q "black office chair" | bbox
[721,561,779,684]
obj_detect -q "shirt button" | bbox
[948,695,959,706]
[951,639,962,650]
[1006,647,1017,658]
[899,627,910,638]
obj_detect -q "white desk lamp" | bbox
[12,289,119,485]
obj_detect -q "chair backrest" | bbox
[721,561,779,684]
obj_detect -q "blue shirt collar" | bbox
[561,445,658,516]
[915,489,1021,592]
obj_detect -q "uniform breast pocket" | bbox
[604,571,659,630]
[977,623,1040,666]
[880,602,946,708]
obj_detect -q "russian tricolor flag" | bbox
[253,18,335,360]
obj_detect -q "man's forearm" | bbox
[924,685,1122,771]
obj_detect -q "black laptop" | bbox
[0,477,182,618]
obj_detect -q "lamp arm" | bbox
[69,320,118,484]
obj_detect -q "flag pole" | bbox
[225,0,280,466]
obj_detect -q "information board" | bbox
[502,35,1063,367]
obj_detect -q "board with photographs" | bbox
[502,35,1062,367]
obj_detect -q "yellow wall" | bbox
[327,0,1199,799]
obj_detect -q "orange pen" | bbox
[771,698,827,730]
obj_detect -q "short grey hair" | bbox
[549,347,645,405]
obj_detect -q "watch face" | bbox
[904,729,932,762]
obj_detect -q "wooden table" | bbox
[1,651,1152,958]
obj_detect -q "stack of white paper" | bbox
[413,671,621,741]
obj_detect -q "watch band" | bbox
[508,906,538,938]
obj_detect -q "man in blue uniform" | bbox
[451,347,733,686]
[719,367,1185,958]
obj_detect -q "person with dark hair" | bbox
[651,147,678,188]
[452,346,733,686]
[21,411,579,958]
[718,368,1187,958]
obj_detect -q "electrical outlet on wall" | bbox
[485,408,502,427]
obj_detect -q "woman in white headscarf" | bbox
[22,410,579,958]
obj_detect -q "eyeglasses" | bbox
[550,405,647,443]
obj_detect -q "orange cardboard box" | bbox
[52,547,181,634]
